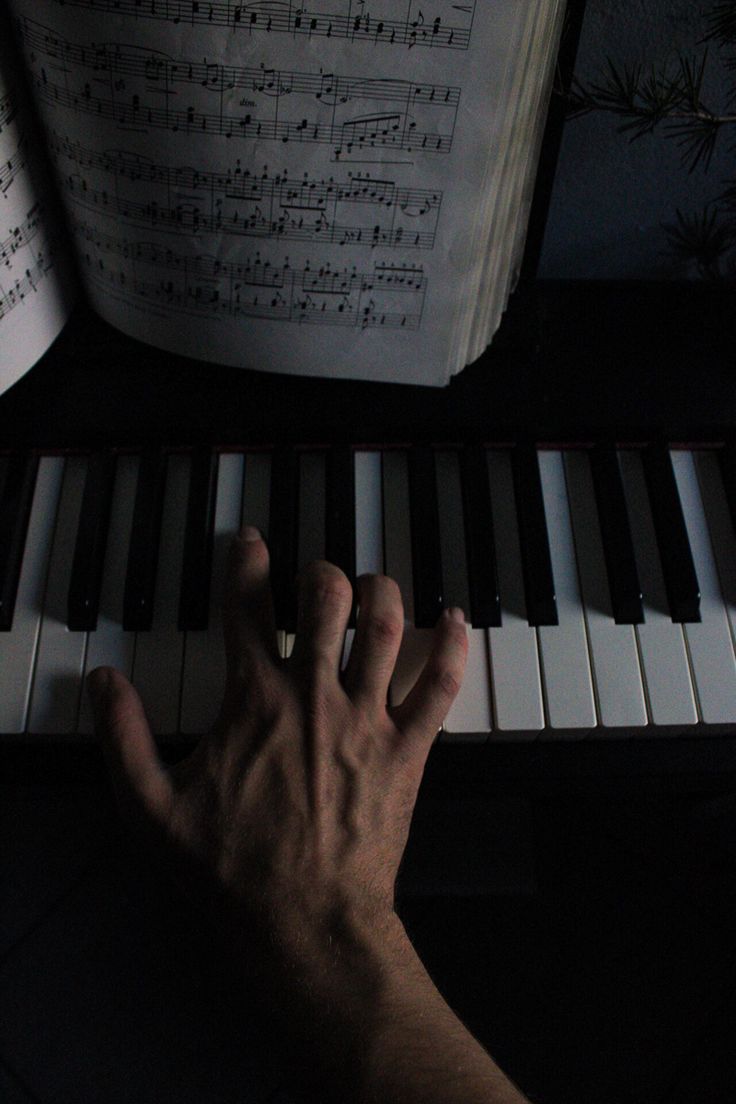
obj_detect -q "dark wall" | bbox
[539,0,732,279]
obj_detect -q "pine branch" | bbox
[703,1,736,47]
[567,50,736,170]
[662,205,736,278]
[567,2,736,279]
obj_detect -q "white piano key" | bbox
[618,451,697,729]
[382,450,434,709]
[345,450,385,670]
[563,451,647,732]
[486,451,544,738]
[27,456,88,735]
[298,451,326,573]
[131,453,190,736]
[435,450,491,741]
[695,450,736,648]
[536,451,596,736]
[77,454,139,736]
[442,627,491,741]
[0,456,64,734]
[354,451,384,577]
[672,450,736,726]
[180,453,244,735]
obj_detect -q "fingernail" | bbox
[240,525,262,543]
[445,607,466,624]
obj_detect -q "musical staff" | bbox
[52,133,442,248]
[20,18,458,158]
[1,201,43,265]
[45,0,475,51]
[1,136,28,199]
[0,56,72,378]
[0,244,55,321]
[74,217,426,329]
[0,87,17,134]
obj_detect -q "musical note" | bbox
[0,137,27,197]
[0,244,55,321]
[45,0,475,51]
[0,87,17,135]
[0,57,73,372]
[1,202,43,266]
[73,216,426,329]
[51,132,442,249]
[20,19,459,159]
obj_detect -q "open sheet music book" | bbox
[0,0,566,395]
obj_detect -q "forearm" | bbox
[93,539,520,1103]
[363,928,529,1104]
[237,903,529,1104]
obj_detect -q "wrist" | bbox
[224,896,422,1091]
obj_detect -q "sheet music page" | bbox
[0,26,76,396]
[8,0,541,386]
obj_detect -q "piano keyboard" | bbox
[3,444,736,742]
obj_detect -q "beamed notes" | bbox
[0,25,75,391]
[3,0,562,384]
[44,0,476,51]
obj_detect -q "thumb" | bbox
[87,666,172,828]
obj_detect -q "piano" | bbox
[3,0,736,800]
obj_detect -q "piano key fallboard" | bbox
[4,442,736,744]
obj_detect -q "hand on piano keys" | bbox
[82,525,528,1104]
[2,444,736,742]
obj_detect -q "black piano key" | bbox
[178,446,219,632]
[269,446,300,633]
[642,445,701,623]
[408,445,443,628]
[123,448,167,631]
[460,444,501,628]
[511,444,558,626]
[326,444,356,626]
[67,451,116,631]
[589,445,644,624]
[0,451,39,631]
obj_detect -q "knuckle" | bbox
[429,661,463,699]
[366,611,403,646]
[438,668,462,699]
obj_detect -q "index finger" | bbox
[222,527,280,676]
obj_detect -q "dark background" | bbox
[2,4,736,1103]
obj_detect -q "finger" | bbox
[342,574,404,706]
[289,560,353,677]
[222,526,279,675]
[391,609,468,751]
[87,666,172,827]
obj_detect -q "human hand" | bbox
[87,525,468,962]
